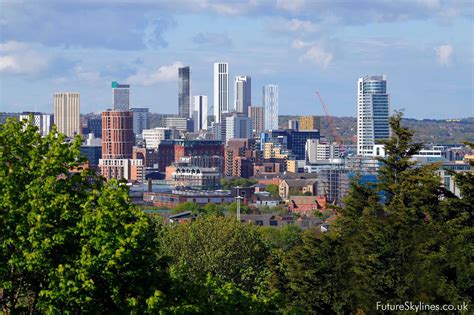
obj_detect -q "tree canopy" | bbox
[1,114,472,313]
[274,112,473,313]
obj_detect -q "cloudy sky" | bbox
[0,0,472,118]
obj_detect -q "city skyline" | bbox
[0,1,472,119]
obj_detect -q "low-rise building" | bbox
[306,139,340,163]
[254,192,280,207]
[144,189,234,208]
[99,158,144,182]
[142,127,179,149]
[133,147,158,168]
[171,166,221,190]
[279,179,318,199]
[239,213,324,230]
[254,162,284,176]
[287,195,327,215]
[80,133,102,169]
[165,117,194,132]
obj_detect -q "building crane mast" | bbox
[315,91,345,152]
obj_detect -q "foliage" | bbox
[226,201,252,214]
[288,188,313,196]
[257,204,287,214]
[0,117,281,314]
[274,113,473,313]
[2,115,472,313]
[259,225,303,252]
[171,201,202,214]
[0,118,170,313]
[39,182,171,313]
[220,177,257,190]
[161,216,271,294]
[162,270,277,314]
[265,184,280,197]
[201,203,225,216]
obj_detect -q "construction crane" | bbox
[315,91,345,152]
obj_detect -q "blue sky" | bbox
[0,0,473,119]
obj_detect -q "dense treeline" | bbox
[1,114,472,313]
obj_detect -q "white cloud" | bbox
[417,0,440,10]
[302,45,333,69]
[434,44,453,66]
[269,18,319,34]
[0,41,49,75]
[127,61,184,86]
[0,41,29,52]
[74,65,102,83]
[292,39,310,49]
[276,0,306,13]
[292,39,333,69]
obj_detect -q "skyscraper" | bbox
[225,115,252,143]
[99,110,144,181]
[19,112,54,136]
[131,107,150,135]
[112,81,130,111]
[357,75,390,156]
[193,95,208,131]
[101,110,134,159]
[234,75,251,116]
[213,62,229,123]
[263,84,278,131]
[178,66,191,118]
[53,92,80,137]
[248,106,265,135]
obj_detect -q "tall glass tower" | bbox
[213,62,229,123]
[357,75,390,156]
[234,75,251,116]
[112,81,130,111]
[178,66,191,118]
[193,95,208,131]
[263,84,278,131]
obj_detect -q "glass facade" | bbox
[178,66,191,118]
[357,75,390,156]
[213,63,229,123]
[263,84,278,131]
[234,76,251,116]
[112,82,130,111]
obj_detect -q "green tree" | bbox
[39,182,171,313]
[220,177,257,190]
[0,118,171,313]
[201,203,224,216]
[171,201,202,214]
[227,201,252,214]
[277,113,473,313]
[265,184,279,197]
[161,216,271,294]
[259,225,302,252]
[0,117,276,314]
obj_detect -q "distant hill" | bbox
[279,116,474,145]
[2,112,472,144]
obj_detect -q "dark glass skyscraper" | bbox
[178,66,191,118]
